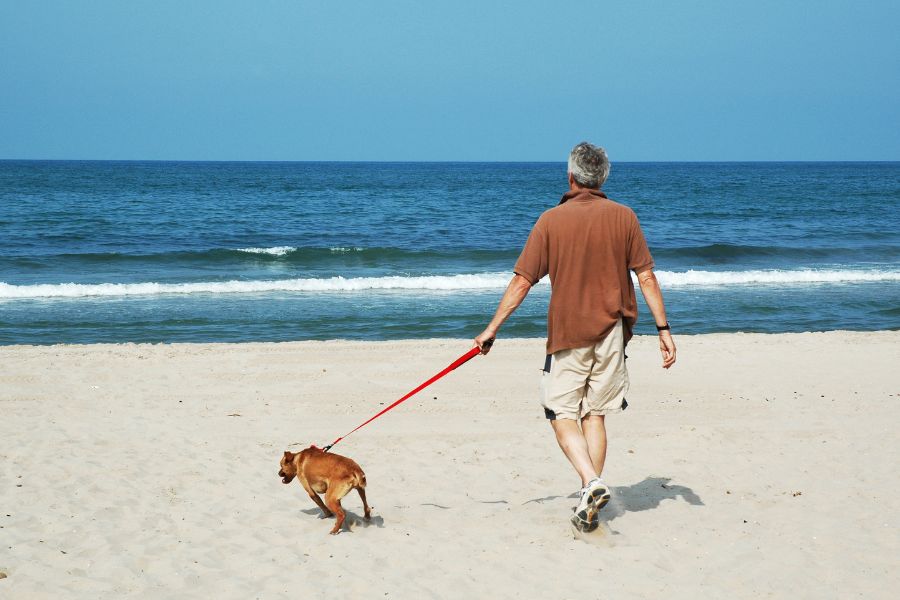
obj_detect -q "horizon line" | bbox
[2,158,899,164]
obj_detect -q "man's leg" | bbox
[581,415,607,477]
[549,418,598,487]
[582,320,627,480]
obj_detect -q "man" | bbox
[473,142,676,532]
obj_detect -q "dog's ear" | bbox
[283,450,293,459]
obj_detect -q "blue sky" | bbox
[1,1,898,161]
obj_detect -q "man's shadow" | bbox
[601,476,703,522]
[525,476,703,522]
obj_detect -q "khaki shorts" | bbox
[540,319,630,420]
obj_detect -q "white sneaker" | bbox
[587,477,611,512]
[570,478,611,532]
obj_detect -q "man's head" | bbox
[567,142,610,190]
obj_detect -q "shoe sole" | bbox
[571,483,611,532]
[571,510,599,533]
[588,483,611,513]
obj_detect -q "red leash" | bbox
[322,341,491,452]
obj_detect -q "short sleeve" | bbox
[627,212,654,272]
[513,216,549,285]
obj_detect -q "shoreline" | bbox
[2,330,898,597]
[2,327,898,350]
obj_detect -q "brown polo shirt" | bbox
[513,188,654,354]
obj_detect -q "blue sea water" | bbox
[0,160,898,345]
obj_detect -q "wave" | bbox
[1,269,898,299]
[327,247,366,253]
[654,243,900,264]
[6,244,898,273]
[0,273,514,299]
[655,269,900,286]
[235,246,298,256]
[0,246,518,266]
[236,246,366,256]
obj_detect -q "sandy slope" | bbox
[1,331,898,598]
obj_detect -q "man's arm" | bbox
[473,274,533,354]
[635,266,677,369]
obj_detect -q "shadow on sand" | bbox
[602,476,704,522]
[300,507,385,530]
[529,477,704,544]
[524,476,703,523]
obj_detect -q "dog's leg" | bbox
[324,493,345,535]
[357,487,372,520]
[300,481,333,517]
[310,492,334,518]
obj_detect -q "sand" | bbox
[1,331,898,598]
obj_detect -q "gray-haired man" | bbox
[474,142,676,531]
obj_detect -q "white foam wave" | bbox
[1,269,896,299]
[329,247,364,253]
[0,273,514,299]
[655,269,900,286]
[236,246,296,256]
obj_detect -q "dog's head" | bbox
[278,450,298,484]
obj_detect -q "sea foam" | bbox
[655,269,900,286]
[235,246,365,256]
[235,246,297,256]
[1,269,898,299]
[0,273,513,299]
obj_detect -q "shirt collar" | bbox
[559,188,607,205]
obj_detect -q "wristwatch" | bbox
[656,323,671,331]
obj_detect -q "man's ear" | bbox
[567,172,576,188]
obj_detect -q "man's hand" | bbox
[473,327,497,355]
[659,330,676,369]
[472,275,532,356]
[635,266,676,369]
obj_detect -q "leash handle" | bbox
[322,345,485,452]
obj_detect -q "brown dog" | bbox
[279,446,371,534]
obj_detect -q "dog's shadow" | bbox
[300,507,386,529]
[524,476,704,522]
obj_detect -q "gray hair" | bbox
[567,142,610,188]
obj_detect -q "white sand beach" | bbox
[1,331,898,598]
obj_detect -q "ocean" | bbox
[1,160,898,345]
